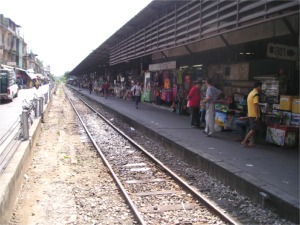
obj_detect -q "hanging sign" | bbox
[149,61,176,71]
[267,43,298,61]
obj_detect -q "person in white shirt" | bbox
[203,79,222,137]
[131,81,143,109]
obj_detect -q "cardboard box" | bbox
[266,125,298,147]
[281,111,291,126]
[291,113,300,127]
[280,95,297,111]
[292,99,300,114]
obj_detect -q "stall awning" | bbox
[27,73,37,80]
[0,64,14,70]
[36,73,48,80]
[15,68,29,79]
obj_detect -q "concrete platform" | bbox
[73,86,299,223]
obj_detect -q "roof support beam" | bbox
[282,17,297,40]
[184,45,193,55]
[161,51,168,59]
[220,34,230,48]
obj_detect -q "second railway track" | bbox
[65,87,239,225]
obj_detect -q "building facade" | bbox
[0,14,48,76]
[0,14,26,68]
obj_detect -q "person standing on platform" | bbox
[89,80,93,94]
[199,98,206,128]
[203,79,222,137]
[131,81,143,109]
[241,80,262,148]
[154,86,161,105]
[187,81,201,128]
[102,80,110,99]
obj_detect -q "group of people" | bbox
[88,77,262,147]
[187,79,222,137]
[187,78,263,147]
[89,79,110,99]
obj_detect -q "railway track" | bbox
[65,88,240,225]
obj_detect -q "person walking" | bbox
[241,80,262,148]
[34,79,39,89]
[234,114,249,142]
[131,81,143,109]
[187,81,201,128]
[98,78,103,96]
[93,79,98,94]
[203,79,222,137]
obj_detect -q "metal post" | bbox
[21,110,29,140]
[35,98,40,117]
[39,97,44,114]
[44,93,48,104]
[48,84,51,99]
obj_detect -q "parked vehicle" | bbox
[0,68,19,102]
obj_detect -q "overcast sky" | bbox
[1,0,153,76]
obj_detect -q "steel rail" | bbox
[0,127,22,175]
[70,89,240,225]
[0,116,20,146]
[65,89,147,225]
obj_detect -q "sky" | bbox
[1,0,153,76]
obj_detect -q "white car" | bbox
[0,69,19,102]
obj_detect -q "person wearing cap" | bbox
[187,80,201,128]
[203,78,222,137]
[241,80,262,147]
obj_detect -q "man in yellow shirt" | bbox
[241,80,262,147]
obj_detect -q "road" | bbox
[0,85,49,138]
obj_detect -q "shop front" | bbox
[147,61,177,107]
[146,61,205,115]
[204,60,299,148]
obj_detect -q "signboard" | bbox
[7,62,16,66]
[149,61,176,71]
[267,43,298,61]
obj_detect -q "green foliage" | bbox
[61,71,70,83]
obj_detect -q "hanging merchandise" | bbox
[163,71,170,89]
[171,71,176,85]
[163,70,168,80]
[143,72,151,102]
[173,84,177,102]
[161,89,173,103]
[184,74,192,91]
[177,69,183,84]
[164,78,170,89]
